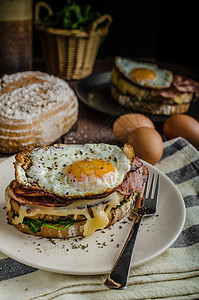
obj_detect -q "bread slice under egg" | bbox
[6,186,136,238]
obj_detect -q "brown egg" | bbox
[128,127,163,165]
[113,113,155,142]
[163,114,199,148]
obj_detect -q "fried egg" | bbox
[115,56,173,89]
[15,144,133,198]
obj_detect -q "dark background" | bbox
[33,0,199,78]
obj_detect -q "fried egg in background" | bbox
[115,56,173,89]
[15,144,133,198]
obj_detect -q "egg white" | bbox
[116,56,173,89]
[18,144,132,197]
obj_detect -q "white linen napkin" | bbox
[0,137,199,300]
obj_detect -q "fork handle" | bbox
[105,216,142,289]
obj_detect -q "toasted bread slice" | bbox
[6,187,135,238]
[111,84,190,115]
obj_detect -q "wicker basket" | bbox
[35,2,112,80]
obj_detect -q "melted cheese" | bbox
[7,191,124,236]
[83,193,121,236]
[83,210,109,237]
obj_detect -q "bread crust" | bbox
[0,71,78,153]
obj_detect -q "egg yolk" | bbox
[129,68,157,83]
[66,159,117,187]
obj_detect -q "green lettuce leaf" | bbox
[22,219,76,234]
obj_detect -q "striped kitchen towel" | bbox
[0,137,198,300]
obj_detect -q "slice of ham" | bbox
[172,75,199,95]
[116,155,148,196]
[9,181,74,207]
[116,165,148,196]
[158,74,199,99]
[131,156,143,171]
[158,86,183,98]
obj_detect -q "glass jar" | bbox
[0,0,32,75]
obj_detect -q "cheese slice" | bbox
[6,191,125,236]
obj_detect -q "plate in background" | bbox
[75,71,199,122]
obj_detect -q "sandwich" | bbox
[5,143,148,238]
[111,57,199,115]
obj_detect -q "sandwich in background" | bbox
[111,57,199,115]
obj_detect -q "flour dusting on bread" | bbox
[0,71,78,153]
[0,71,75,120]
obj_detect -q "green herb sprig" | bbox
[40,1,101,30]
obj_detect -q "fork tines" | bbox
[143,173,160,214]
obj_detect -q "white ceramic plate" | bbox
[0,156,186,275]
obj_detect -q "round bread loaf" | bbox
[0,71,78,153]
[6,191,133,239]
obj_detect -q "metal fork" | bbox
[105,173,160,289]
